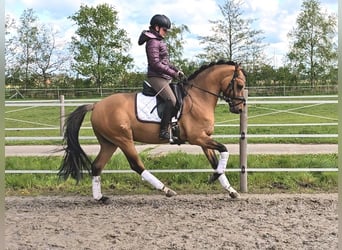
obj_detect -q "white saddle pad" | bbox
[136,93,161,123]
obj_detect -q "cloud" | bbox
[102,0,222,69]
[7,0,81,18]
[5,0,337,69]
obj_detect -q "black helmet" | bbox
[150,14,171,29]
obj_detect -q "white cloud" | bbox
[99,0,222,69]
[5,0,337,69]
[244,0,279,13]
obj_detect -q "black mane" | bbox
[187,60,237,81]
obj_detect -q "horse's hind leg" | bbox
[91,140,117,203]
[119,142,177,197]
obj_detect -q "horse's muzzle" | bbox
[228,97,245,114]
[229,106,242,114]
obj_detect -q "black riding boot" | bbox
[159,100,174,139]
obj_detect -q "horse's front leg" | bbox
[202,142,240,199]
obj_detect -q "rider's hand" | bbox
[177,71,185,79]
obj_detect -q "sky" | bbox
[5,0,338,70]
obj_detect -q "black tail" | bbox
[58,104,93,183]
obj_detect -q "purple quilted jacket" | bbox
[138,30,179,80]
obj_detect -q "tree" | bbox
[6,9,69,88]
[69,4,133,88]
[198,0,266,70]
[16,9,39,88]
[5,15,17,83]
[33,25,69,87]
[287,0,337,87]
[164,23,202,77]
[275,66,297,86]
[165,24,189,68]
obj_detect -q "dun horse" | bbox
[59,61,247,203]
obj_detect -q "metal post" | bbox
[60,95,65,136]
[240,90,248,192]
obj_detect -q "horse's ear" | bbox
[237,63,245,74]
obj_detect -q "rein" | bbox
[190,84,227,101]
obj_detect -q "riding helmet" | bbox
[150,14,171,29]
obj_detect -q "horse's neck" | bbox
[194,66,229,94]
[187,79,219,112]
[189,73,222,105]
[186,65,234,113]
[197,75,221,94]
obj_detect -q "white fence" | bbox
[5,94,338,192]
[5,94,338,140]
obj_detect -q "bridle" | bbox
[222,64,246,108]
[189,64,246,109]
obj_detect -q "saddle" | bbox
[135,81,187,144]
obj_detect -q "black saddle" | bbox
[142,81,187,118]
[141,81,187,144]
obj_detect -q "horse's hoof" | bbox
[166,189,177,197]
[98,196,111,204]
[229,191,240,199]
[163,187,177,197]
[208,172,221,184]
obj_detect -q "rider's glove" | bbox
[177,71,185,80]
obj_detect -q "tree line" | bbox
[5,0,337,93]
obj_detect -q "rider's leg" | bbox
[147,77,177,139]
[159,99,174,139]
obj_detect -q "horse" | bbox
[58,60,247,203]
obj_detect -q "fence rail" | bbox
[5,94,338,192]
[5,123,338,131]
[5,85,338,99]
[5,96,338,140]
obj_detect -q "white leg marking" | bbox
[218,174,239,198]
[92,176,103,200]
[216,152,229,174]
[141,170,164,190]
[218,173,231,190]
[141,170,177,197]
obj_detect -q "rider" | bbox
[138,14,184,140]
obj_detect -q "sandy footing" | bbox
[5,193,337,249]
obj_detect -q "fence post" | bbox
[240,90,248,192]
[60,95,65,136]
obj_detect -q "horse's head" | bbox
[185,61,246,114]
[221,64,246,114]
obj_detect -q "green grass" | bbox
[5,97,338,196]
[5,153,338,196]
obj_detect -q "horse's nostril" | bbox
[230,107,240,114]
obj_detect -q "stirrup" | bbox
[159,130,170,139]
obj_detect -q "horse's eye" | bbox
[237,83,244,90]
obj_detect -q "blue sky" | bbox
[5,0,338,70]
